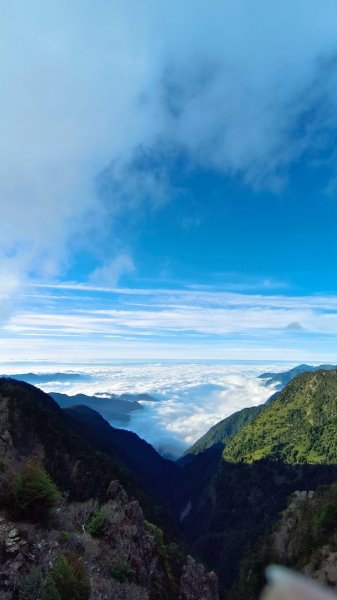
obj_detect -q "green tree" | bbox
[49,554,90,600]
[5,459,60,519]
[85,508,109,537]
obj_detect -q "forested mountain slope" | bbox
[223,369,337,464]
[182,404,265,459]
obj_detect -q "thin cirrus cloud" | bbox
[2,1,337,293]
[3,306,333,336]
[3,285,337,362]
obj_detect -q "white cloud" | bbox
[0,2,156,285]
[0,359,284,456]
[90,254,135,287]
[2,0,337,297]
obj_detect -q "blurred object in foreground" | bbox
[261,566,337,600]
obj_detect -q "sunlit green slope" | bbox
[223,370,337,464]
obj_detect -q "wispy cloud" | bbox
[89,254,135,287]
[28,282,337,311]
[2,285,337,363]
[4,305,335,337]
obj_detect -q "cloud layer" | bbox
[2,359,283,457]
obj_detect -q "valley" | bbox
[2,364,337,598]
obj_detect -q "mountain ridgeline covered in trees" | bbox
[224,369,337,464]
[3,366,337,598]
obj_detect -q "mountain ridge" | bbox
[258,363,337,388]
[223,369,337,464]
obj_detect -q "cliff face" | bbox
[229,477,337,598]
[180,556,219,600]
[0,378,218,600]
[271,484,337,591]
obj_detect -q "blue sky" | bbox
[2,1,337,361]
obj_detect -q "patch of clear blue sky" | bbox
[68,147,337,296]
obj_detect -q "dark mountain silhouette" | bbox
[63,403,179,507]
[5,371,92,383]
[51,391,146,424]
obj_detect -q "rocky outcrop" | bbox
[0,479,219,600]
[100,481,172,598]
[180,555,219,600]
[270,487,337,590]
[0,488,160,599]
[104,482,219,598]
[273,490,315,558]
[0,513,60,597]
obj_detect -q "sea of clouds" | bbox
[1,360,296,458]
